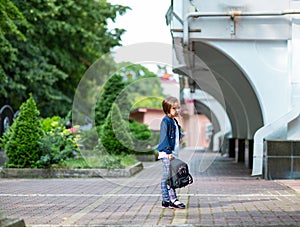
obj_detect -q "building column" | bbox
[248,139,254,169]
[228,138,236,158]
[237,139,245,163]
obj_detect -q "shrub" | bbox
[129,119,152,140]
[1,94,44,168]
[98,103,134,155]
[38,117,80,167]
[129,119,156,153]
[40,116,60,132]
[79,127,98,150]
[95,74,126,127]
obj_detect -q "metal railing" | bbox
[183,10,300,46]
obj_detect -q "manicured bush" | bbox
[1,94,44,168]
[129,119,156,153]
[1,104,81,168]
[98,103,134,155]
[95,74,126,127]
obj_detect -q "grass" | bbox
[55,154,138,169]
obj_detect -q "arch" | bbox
[175,41,264,139]
[194,100,220,133]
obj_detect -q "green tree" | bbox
[0,0,27,99]
[99,103,133,155]
[2,94,44,168]
[119,63,165,109]
[94,63,164,126]
[1,0,129,116]
[94,63,164,154]
[95,73,127,127]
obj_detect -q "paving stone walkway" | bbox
[0,148,300,226]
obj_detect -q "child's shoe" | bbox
[170,199,186,209]
[162,200,173,208]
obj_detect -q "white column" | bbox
[287,17,300,139]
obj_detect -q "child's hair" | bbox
[162,96,179,114]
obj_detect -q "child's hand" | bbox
[168,154,173,160]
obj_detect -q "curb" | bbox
[0,162,143,178]
[0,218,26,227]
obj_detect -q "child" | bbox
[158,96,185,209]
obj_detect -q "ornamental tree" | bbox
[99,103,134,156]
[2,94,44,168]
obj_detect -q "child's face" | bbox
[169,102,180,118]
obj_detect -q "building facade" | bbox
[167,0,300,178]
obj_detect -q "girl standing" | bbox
[158,96,185,209]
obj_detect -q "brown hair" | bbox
[162,96,179,114]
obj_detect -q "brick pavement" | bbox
[0,148,300,226]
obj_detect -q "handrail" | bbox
[252,105,300,176]
[183,10,300,46]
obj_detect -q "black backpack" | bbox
[167,158,193,189]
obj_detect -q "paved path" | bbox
[1,148,300,226]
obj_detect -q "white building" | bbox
[168,0,300,179]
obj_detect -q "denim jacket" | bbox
[157,115,182,154]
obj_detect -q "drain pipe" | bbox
[251,105,300,176]
[183,10,300,46]
[213,130,231,152]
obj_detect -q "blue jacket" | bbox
[157,115,182,154]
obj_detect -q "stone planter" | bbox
[0,162,143,178]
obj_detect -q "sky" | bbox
[108,0,172,46]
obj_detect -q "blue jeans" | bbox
[161,157,177,202]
